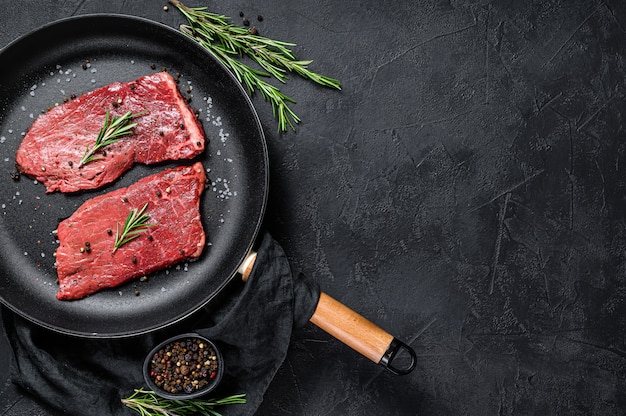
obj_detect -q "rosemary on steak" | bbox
[168,0,341,132]
[113,202,154,252]
[79,110,146,167]
[122,389,246,416]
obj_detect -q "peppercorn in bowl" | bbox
[143,333,224,399]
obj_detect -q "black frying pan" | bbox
[0,14,268,337]
[0,14,416,374]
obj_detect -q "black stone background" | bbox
[1,1,626,415]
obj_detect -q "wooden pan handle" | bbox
[238,252,257,281]
[310,292,393,363]
[310,292,415,375]
[238,251,416,375]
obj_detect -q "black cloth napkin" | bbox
[1,232,320,416]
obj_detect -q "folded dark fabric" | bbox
[1,232,319,416]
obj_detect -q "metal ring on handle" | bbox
[379,338,417,375]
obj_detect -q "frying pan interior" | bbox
[0,14,268,337]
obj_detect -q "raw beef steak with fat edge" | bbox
[55,162,207,301]
[16,72,205,193]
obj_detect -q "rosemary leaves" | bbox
[113,203,154,252]
[122,389,246,416]
[79,110,146,167]
[169,0,341,132]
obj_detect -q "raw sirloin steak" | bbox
[16,72,205,193]
[55,162,207,301]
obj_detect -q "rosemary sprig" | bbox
[79,110,146,167]
[121,388,247,416]
[113,203,155,252]
[169,0,341,132]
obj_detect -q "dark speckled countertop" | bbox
[1,1,626,415]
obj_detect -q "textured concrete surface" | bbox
[1,1,626,415]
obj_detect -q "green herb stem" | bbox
[79,110,146,167]
[122,388,246,416]
[169,0,340,132]
[113,203,154,253]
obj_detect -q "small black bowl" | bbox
[143,332,224,399]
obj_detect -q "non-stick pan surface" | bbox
[0,14,268,337]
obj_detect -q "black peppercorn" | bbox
[148,337,220,396]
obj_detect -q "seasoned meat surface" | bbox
[16,72,205,193]
[55,162,207,300]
